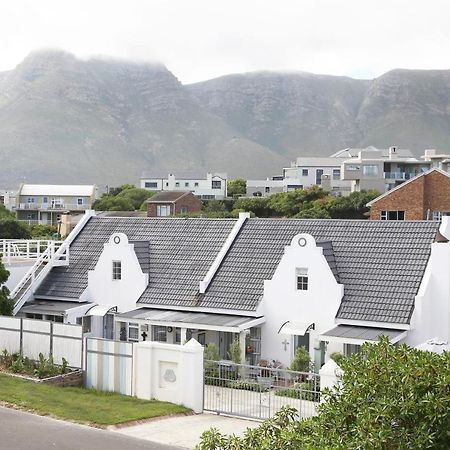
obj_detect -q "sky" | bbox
[0,0,449,84]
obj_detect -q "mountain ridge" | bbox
[0,50,449,188]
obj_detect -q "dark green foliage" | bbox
[233,197,272,217]
[0,205,14,219]
[329,351,345,366]
[0,219,31,239]
[29,224,59,239]
[197,338,450,449]
[227,178,246,198]
[0,259,13,316]
[275,380,320,402]
[93,185,157,211]
[289,346,312,372]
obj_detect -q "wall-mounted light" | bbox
[167,326,173,333]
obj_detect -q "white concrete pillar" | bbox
[180,328,187,345]
[239,330,247,364]
[319,358,343,403]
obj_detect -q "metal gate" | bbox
[204,360,320,420]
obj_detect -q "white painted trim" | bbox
[335,318,410,331]
[199,212,250,293]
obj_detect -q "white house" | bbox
[140,172,227,200]
[9,212,450,371]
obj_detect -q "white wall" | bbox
[261,233,344,368]
[133,339,204,413]
[82,233,148,313]
[3,261,34,291]
[409,240,450,347]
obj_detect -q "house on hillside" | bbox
[147,191,202,217]
[15,184,97,226]
[367,168,450,220]
[10,212,450,371]
[141,172,227,200]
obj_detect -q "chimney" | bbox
[388,146,398,160]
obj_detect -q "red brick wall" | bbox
[369,171,450,220]
[147,194,202,217]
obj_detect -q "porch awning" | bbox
[319,325,407,345]
[20,301,92,316]
[278,321,315,336]
[85,305,117,317]
[116,308,265,333]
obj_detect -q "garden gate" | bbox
[203,360,320,420]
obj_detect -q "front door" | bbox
[103,314,114,340]
[294,333,310,355]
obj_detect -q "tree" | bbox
[0,205,14,219]
[93,185,157,211]
[0,219,31,239]
[227,178,246,198]
[289,346,312,372]
[0,259,14,316]
[197,338,450,449]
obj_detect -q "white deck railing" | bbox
[0,239,63,264]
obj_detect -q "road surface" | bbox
[0,406,184,450]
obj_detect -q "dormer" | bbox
[80,233,149,312]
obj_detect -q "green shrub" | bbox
[289,346,312,373]
[329,351,345,366]
[275,380,320,402]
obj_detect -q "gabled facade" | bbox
[367,168,450,220]
[147,191,202,217]
[15,184,97,226]
[13,212,450,370]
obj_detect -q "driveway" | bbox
[0,406,182,450]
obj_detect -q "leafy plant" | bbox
[329,351,345,366]
[289,346,312,373]
[227,338,241,364]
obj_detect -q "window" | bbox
[287,184,303,191]
[77,198,83,205]
[315,169,324,185]
[175,182,180,187]
[180,206,188,214]
[197,332,206,346]
[194,182,199,187]
[380,210,405,221]
[344,344,360,357]
[184,182,189,187]
[128,323,139,342]
[302,169,309,177]
[82,316,91,333]
[156,205,171,216]
[346,165,360,171]
[362,165,379,176]
[165,182,169,187]
[332,169,341,180]
[432,211,450,221]
[212,180,222,189]
[265,187,270,193]
[152,326,167,342]
[112,260,122,280]
[202,195,215,200]
[145,182,158,188]
[296,268,308,291]
[43,197,48,204]
[27,197,35,203]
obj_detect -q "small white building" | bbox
[140,172,227,200]
[0,190,16,210]
[8,212,450,372]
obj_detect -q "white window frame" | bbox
[362,165,379,177]
[212,180,222,189]
[302,169,309,177]
[77,198,84,205]
[380,210,405,221]
[128,322,139,342]
[156,205,171,217]
[112,260,122,280]
[296,268,309,291]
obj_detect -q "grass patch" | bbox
[0,373,189,426]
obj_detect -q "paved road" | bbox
[0,407,183,450]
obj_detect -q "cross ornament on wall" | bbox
[281,339,290,351]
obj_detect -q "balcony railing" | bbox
[384,172,420,180]
[16,203,89,211]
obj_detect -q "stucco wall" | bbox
[261,233,343,368]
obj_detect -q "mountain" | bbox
[0,50,450,188]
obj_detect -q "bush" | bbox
[227,339,241,364]
[329,351,345,366]
[275,380,320,402]
[289,346,312,373]
[197,338,450,449]
[0,219,31,239]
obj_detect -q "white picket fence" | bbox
[0,316,83,368]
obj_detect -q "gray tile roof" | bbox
[36,217,237,302]
[147,191,191,202]
[199,219,438,324]
[36,217,438,326]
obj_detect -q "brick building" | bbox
[367,168,450,220]
[147,191,202,217]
